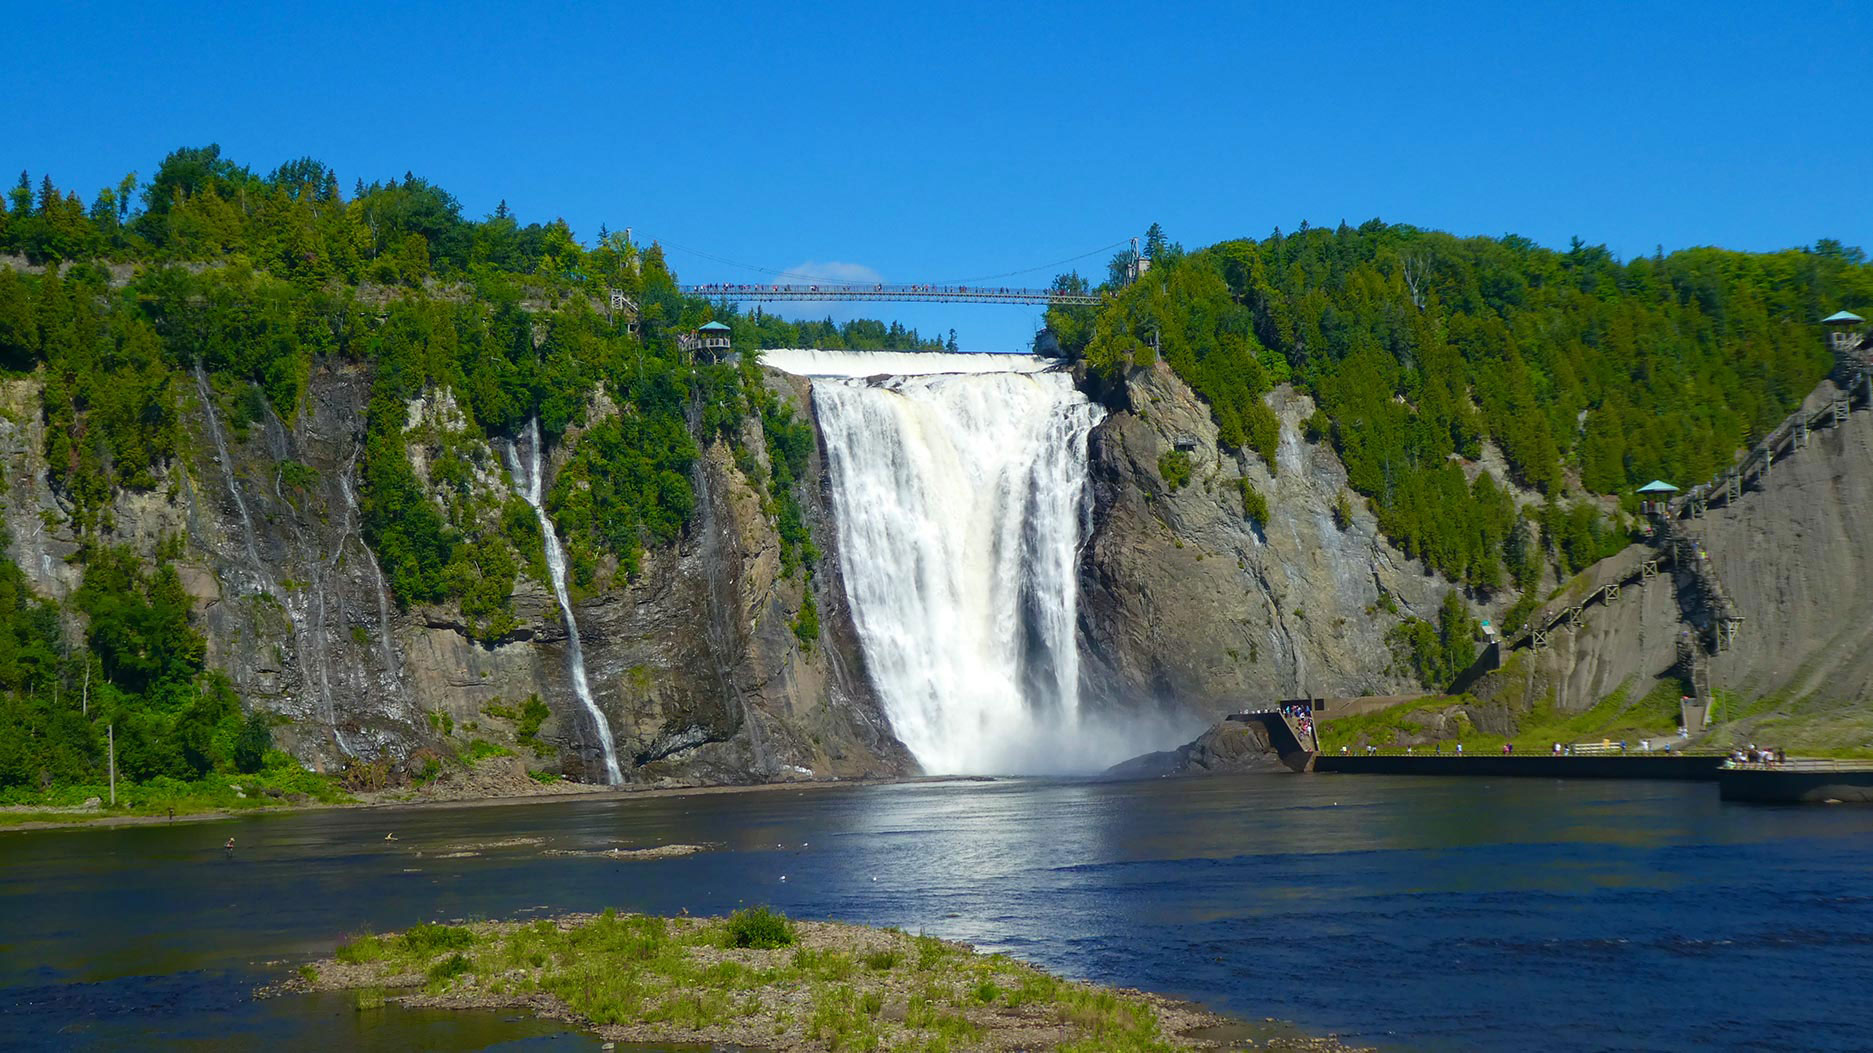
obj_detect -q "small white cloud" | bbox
[780,260,885,285]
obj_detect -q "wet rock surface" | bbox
[1105,719,1286,779]
[1075,362,1455,725]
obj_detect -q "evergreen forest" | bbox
[1048,221,1873,655]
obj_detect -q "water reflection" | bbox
[5,774,1873,1051]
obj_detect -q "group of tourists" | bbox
[1280,703,1316,745]
[1730,744,1785,765]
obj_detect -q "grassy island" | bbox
[281,908,1348,1052]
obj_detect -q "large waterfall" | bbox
[766,348,1144,775]
[506,419,623,785]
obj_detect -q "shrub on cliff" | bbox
[1238,479,1269,525]
[1157,449,1192,491]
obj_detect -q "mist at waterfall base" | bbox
[765,348,1198,775]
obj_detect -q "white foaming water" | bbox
[776,349,1162,774]
[759,348,1058,378]
[506,419,623,784]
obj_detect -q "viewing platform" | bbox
[1717,759,1873,803]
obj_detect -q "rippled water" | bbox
[5,774,1872,1050]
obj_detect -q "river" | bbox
[5,774,1872,1051]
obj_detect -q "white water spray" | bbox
[767,348,1151,775]
[506,419,623,784]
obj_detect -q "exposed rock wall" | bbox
[1702,380,1873,709]
[1,359,910,784]
[1102,719,1284,779]
[1471,379,1873,732]
[1074,362,1462,724]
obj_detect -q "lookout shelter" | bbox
[1637,479,1679,520]
[682,320,734,363]
[1823,310,1865,354]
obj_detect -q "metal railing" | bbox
[679,283,1104,306]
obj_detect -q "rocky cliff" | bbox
[1469,377,1873,746]
[0,360,911,785]
[1074,361,1468,725]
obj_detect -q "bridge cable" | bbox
[649,237,1132,287]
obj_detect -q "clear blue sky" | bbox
[5,1,1868,350]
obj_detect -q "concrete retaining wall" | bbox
[1313,754,1725,781]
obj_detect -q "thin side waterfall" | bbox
[506,419,623,785]
[192,362,268,585]
[767,348,1141,775]
[341,464,404,693]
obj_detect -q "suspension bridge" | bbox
[676,283,1104,307]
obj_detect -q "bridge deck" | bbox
[679,283,1103,307]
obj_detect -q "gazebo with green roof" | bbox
[686,320,733,362]
[1824,310,1865,354]
[1637,479,1679,520]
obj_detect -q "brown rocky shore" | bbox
[275,910,1373,1052]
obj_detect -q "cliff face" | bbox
[0,361,910,784]
[1467,378,1873,744]
[1074,362,1460,724]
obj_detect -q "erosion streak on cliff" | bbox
[339,462,403,696]
[803,353,1126,774]
[505,419,623,784]
[191,362,272,596]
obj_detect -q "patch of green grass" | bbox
[335,933,386,964]
[724,906,794,949]
[808,984,885,1051]
[0,761,351,826]
[400,923,476,955]
[906,993,983,1045]
[791,947,856,981]
[913,934,952,971]
[300,910,1194,1050]
[644,988,731,1029]
[426,952,473,987]
[461,738,512,764]
[1319,676,1687,754]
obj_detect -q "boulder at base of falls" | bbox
[1104,720,1285,779]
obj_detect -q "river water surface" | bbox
[5,774,1872,1051]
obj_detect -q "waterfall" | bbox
[505,418,623,785]
[766,348,1132,775]
[341,464,404,695]
[191,362,268,586]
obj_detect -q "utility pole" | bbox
[107,723,116,806]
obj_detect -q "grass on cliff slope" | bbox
[314,909,1193,1052]
[1318,678,1687,754]
[1699,692,1873,759]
